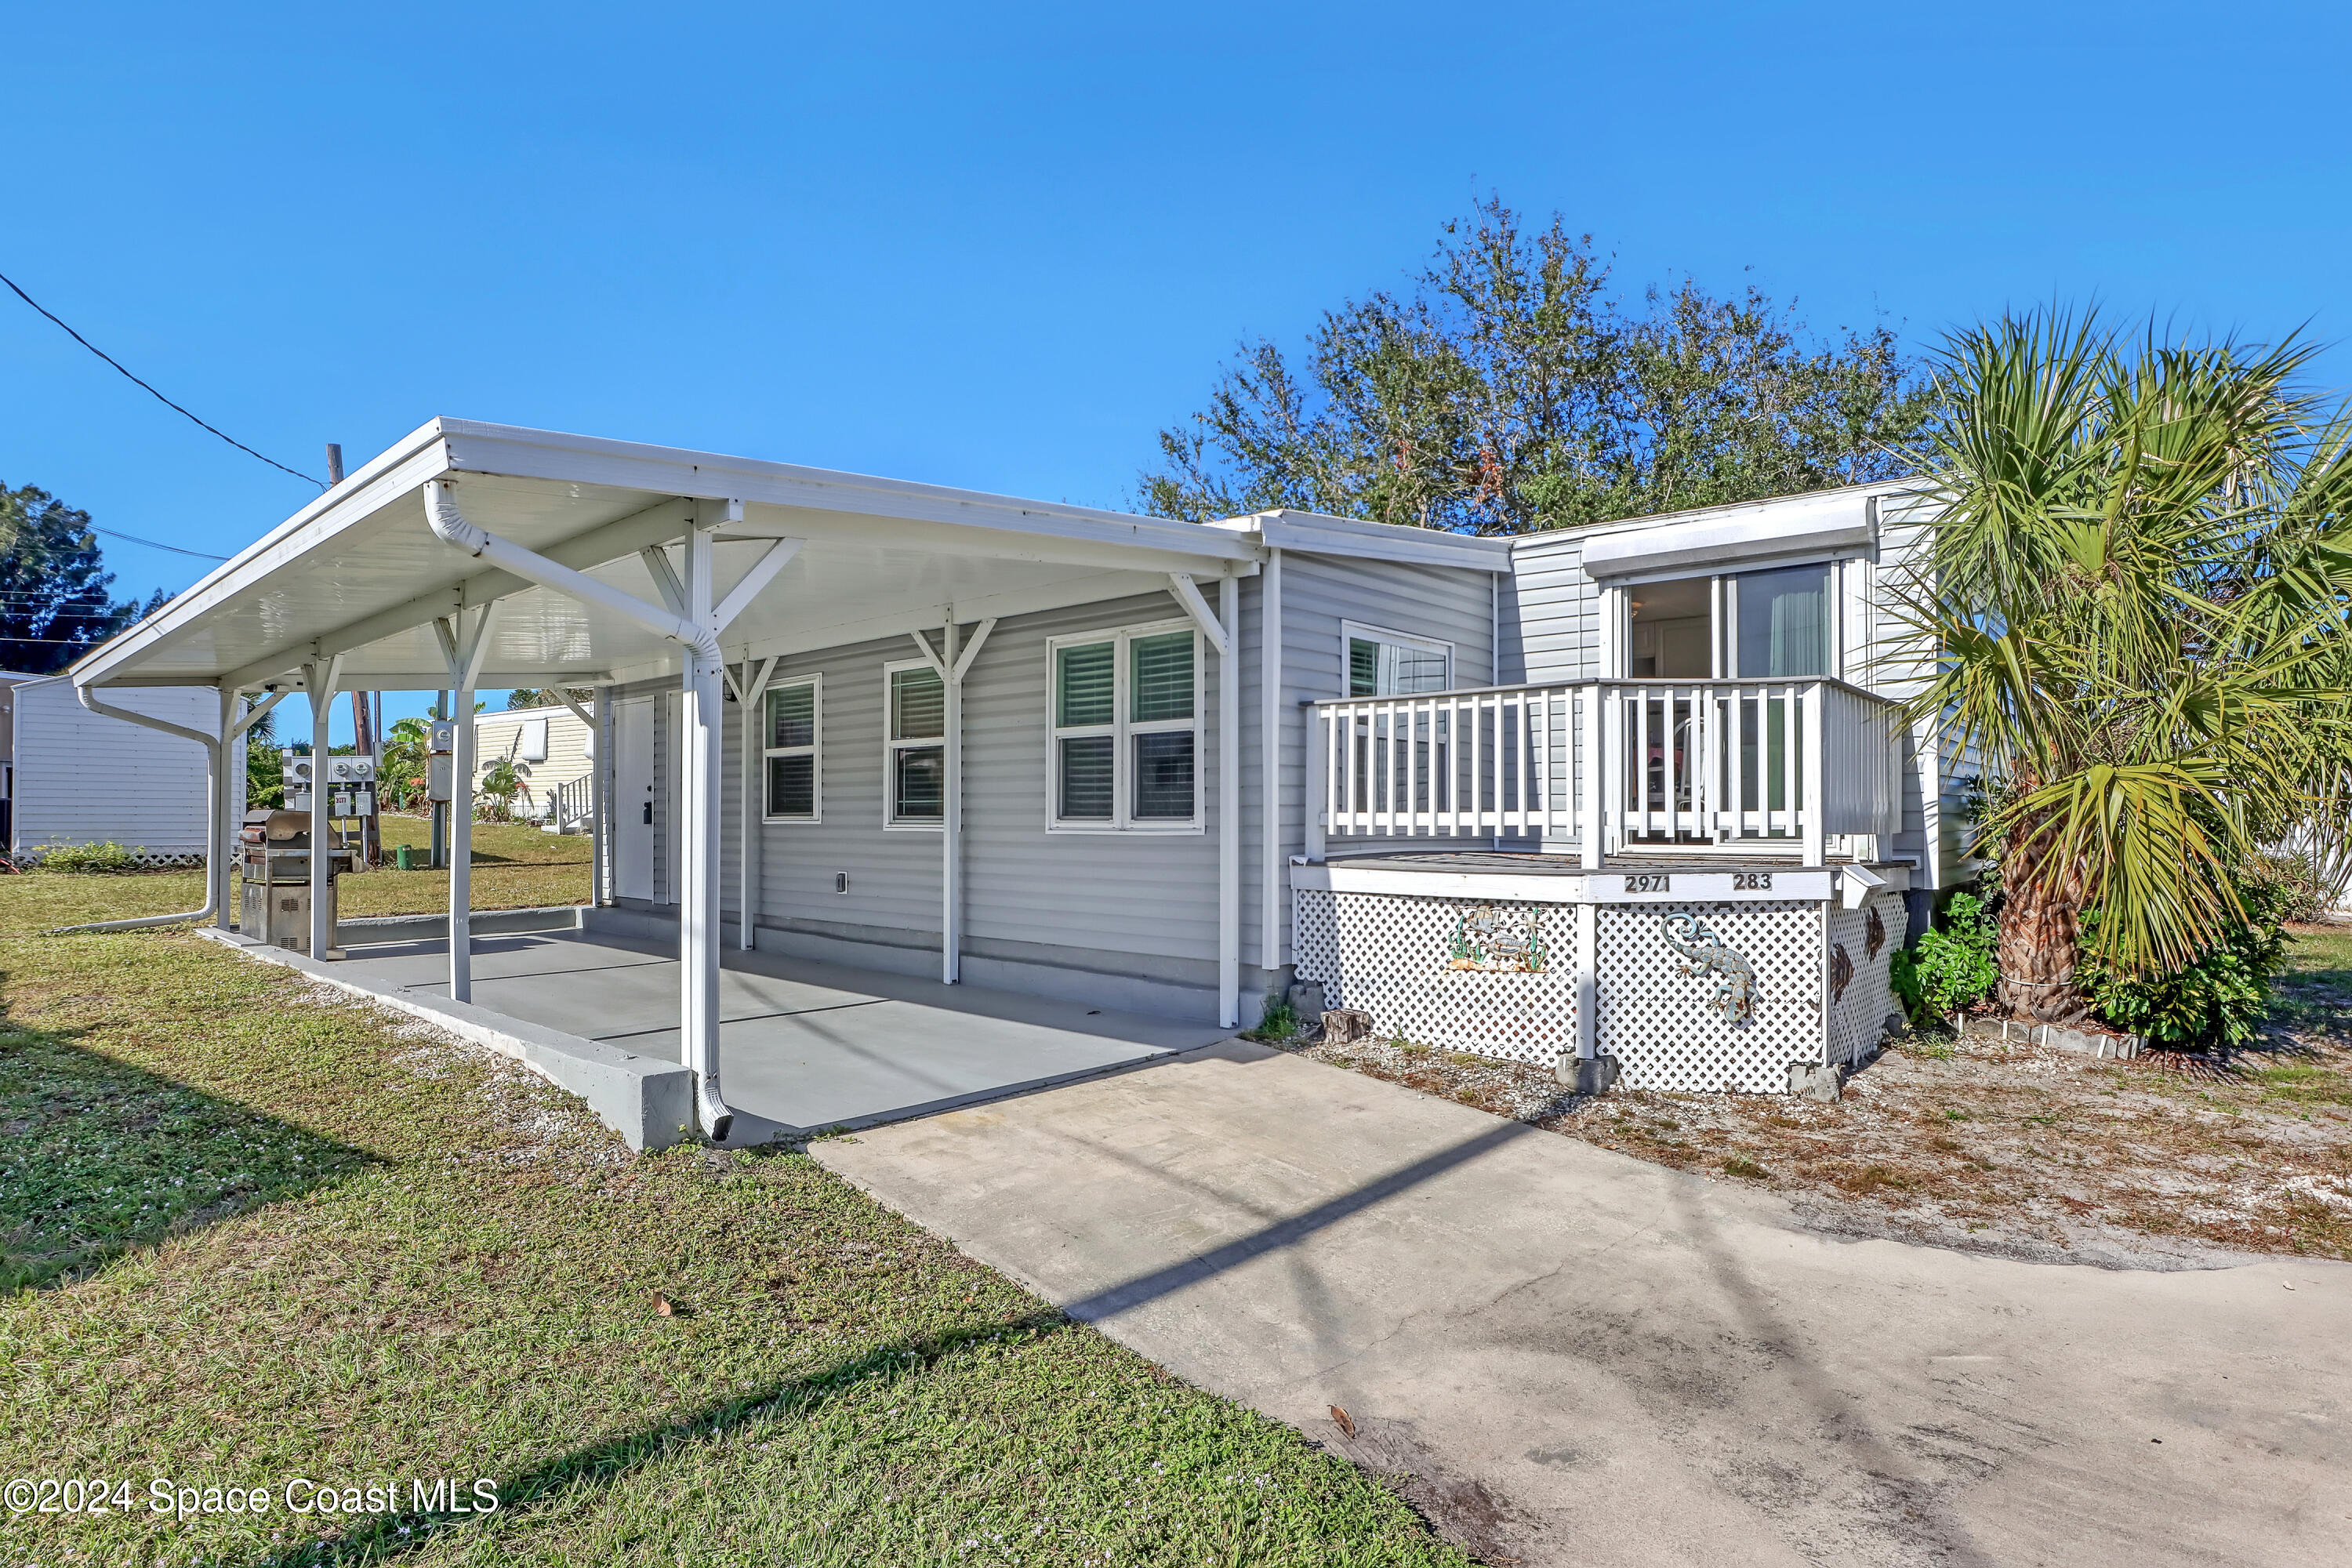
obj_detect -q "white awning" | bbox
[1577,488,1878,579]
[70,419,1266,691]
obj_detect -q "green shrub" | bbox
[1890,891,1999,1025]
[1251,993,1300,1040]
[2249,849,2327,924]
[34,840,147,874]
[2084,873,2292,1050]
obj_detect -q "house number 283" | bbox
[1731,872,1773,890]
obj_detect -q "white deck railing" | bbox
[1307,677,1906,867]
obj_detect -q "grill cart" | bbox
[237,808,352,953]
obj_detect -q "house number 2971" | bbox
[1624,873,1671,894]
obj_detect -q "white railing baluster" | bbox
[1307,676,1900,858]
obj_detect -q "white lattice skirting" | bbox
[1294,885,1908,1094]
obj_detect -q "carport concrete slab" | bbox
[328,928,1225,1133]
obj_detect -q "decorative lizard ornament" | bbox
[1661,913,1759,1026]
[1831,942,1855,1004]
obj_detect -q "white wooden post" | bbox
[941,618,962,984]
[1303,700,1326,864]
[215,688,239,929]
[301,655,343,960]
[1259,549,1283,973]
[1801,680,1827,867]
[1575,900,1599,1065]
[729,656,775,951]
[435,602,499,1003]
[1579,682,1605,871]
[1218,574,1240,1029]
[680,516,726,1130]
[554,689,605,909]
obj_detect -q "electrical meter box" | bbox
[428,720,456,754]
[281,753,379,818]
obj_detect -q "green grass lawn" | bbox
[0,886,1461,1566]
[7,818,591,930]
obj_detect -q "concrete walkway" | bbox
[329,927,1225,1134]
[815,1041,2352,1567]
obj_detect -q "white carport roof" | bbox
[71,419,1276,691]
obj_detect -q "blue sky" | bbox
[6,2,2347,739]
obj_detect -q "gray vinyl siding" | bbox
[711,590,1228,968]
[1871,492,1976,890]
[1249,554,1500,967]
[1502,532,1601,683]
[11,677,212,855]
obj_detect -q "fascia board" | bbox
[1508,479,1930,562]
[437,423,1258,568]
[1251,512,1514,571]
[1577,491,1876,579]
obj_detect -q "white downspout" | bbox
[1218,573,1240,1029]
[1259,548,1283,975]
[56,684,223,932]
[424,478,736,1142]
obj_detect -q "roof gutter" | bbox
[422,479,733,1138]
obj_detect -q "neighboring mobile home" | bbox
[0,672,212,862]
[474,700,595,828]
[71,420,1958,1142]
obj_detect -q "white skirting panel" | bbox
[1293,885,1909,1094]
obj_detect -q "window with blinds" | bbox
[1048,621,1200,829]
[886,663,945,825]
[762,676,819,821]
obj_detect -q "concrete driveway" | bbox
[814,1040,2352,1567]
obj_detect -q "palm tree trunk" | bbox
[1997,817,2090,1024]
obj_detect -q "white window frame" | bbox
[1341,620,1455,696]
[1600,554,1854,681]
[882,657,946,831]
[1046,617,1203,834]
[760,672,822,825]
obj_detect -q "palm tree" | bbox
[1896,311,2352,1022]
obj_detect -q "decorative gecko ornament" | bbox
[1661,912,1759,1026]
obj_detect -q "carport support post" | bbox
[1218,574,1240,1030]
[435,601,501,1003]
[941,618,961,983]
[215,688,239,928]
[680,515,726,1126]
[726,657,776,950]
[301,655,343,959]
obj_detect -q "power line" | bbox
[92,527,227,561]
[0,268,324,488]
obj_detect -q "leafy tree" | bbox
[506,688,591,710]
[1141,198,1933,534]
[379,717,432,814]
[1894,310,2352,1022]
[0,484,166,673]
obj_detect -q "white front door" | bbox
[613,697,655,901]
